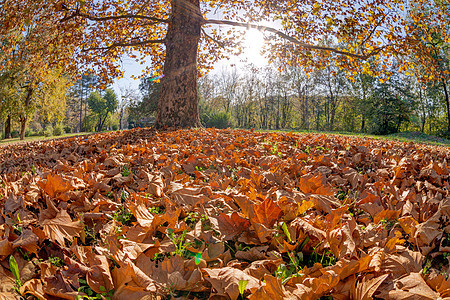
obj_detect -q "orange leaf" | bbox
[254,198,282,227]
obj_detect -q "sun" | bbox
[242,28,268,66]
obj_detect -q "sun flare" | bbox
[242,28,268,66]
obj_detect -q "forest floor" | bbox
[0,127,449,299]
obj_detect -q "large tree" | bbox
[8,0,449,128]
[1,1,78,139]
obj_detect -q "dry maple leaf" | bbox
[86,253,114,294]
[215,212,250,240]
[38,173,74,199]
[253,197,283,228]
[203,267,260,300]
[41,210,83,245]
[376,272,440,299]
[351,274,389,300]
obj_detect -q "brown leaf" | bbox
[19,279,46,300]
[12,229,40,255]
[86,253,114,294]
[248,274,291,299]
[215,212,250,240]
[377,272,439,299]
[38,174,73,199]
[352,274,388,300]
[129,202,154,228]
[203,267,260,300]
[253,198,283,228]
[0,239,14,256]
[42,210,83,245]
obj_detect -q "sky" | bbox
[112,28,268,98]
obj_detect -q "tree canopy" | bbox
[3,0,450,128]
[88,89,118,132]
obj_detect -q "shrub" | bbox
[25,129,34,137]
[11,130,19,138]
[53,124,64,136]
[112,124,118,131]
[204,111,234,129]
[43,126,53,137]
[63,125,72,134]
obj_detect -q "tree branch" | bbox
[82,39,165,52]
[201,28,227,48]
[359,13,388,52]
[60,8,169,24]
[204,19,384,60]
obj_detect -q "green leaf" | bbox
[281,222,291,242]
[9,255,21,287]
[238,280,248,296]
[99,286,105,292]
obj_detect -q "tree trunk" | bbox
[119,107,123,130]
[154,0,202,129]
[19,117,27,140]
[361,116,365,133]
[4,115,11,139]
[80,81,83,132]
[443,81,450,132]
[19,87,34,140]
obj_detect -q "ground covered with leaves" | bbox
[0,128,450,299]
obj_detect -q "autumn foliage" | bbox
[1,128,450,299]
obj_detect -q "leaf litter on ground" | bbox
[0,128,450,299]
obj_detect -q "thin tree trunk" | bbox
[80,81,83,133]
[119,108,123,130]
[4,115,11,139]
[19,87,33,140]
[19,117,27,140]
[154,0,202,129]
[84,94,87,132]
[443,81,450,132]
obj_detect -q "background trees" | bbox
[88,89,118,132]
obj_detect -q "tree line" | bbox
[197,59,450,137]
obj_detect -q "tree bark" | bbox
[443,81,450,132]
[19,87,34,140]
[154,0,202,129]
[4,115,11,139]
[19,117,27,140]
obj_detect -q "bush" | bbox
[112,124,118,131]
[437,130,450,139]
[44,126,53,137]
[53,124,64,136]
[25,129,34,137]
[204,111,234,129]
[64,125,72,134]
[11,130,19,138]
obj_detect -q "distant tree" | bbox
[88,89,118,132]
[127,78,159,127]
[368,70,414,134]
[118,86,137,130]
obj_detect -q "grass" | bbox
[259,129,450,146]
[0,132,92,146]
